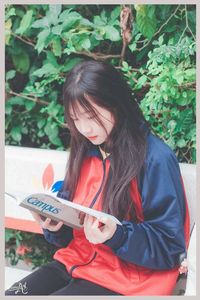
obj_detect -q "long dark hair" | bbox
[62,60,149,221]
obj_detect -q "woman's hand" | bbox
[83,214,117,244]
[30,211,64,232]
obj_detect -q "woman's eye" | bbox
[87,116,94,120]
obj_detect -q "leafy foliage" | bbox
[5,229,56,269]
[5,4,196,162]
[122,35,196,162]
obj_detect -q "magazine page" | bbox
[19,192,122,229]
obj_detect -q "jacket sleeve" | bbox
[104,150,187,270]
[43,225,73,248]
[42,189,73,248]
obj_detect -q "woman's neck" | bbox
[98,145,110,160]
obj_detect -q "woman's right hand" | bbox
[30,211,64,232]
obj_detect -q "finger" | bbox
[92,217,100,229]
[99,217,109,225]
[53,221,64,231]
[42,218,51,229]
[83,214,91,234]
[79,212,86,225]
[83,215,96,239]
[83,214,93,227]
[88,215,96,224]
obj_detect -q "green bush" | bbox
[5,229,56,269]
[5,4,196,162]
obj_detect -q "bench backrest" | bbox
[179,163,196,233]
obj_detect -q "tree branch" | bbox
[11,32,36,47]
[177,4,196,43]
[119,5,133,66]
[136,5,181,52]
[8,90,49,105]
[75,51,120,60]
[7,90,69,129]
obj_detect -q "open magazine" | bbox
[5,192,122,229]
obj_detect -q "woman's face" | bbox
[69,99,115,145]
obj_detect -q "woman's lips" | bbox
[87,136,97,140]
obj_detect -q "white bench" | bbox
[5,145,69,234]
[5,145,196,294]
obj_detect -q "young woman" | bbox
[5,60,190,296]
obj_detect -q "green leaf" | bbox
[5,19,12,45]
[24,101,36,111]
[180,109,193,129]
[6,70,16,80]
[160,82,168,92]
[49,4,62,23]
[109,6,121,25]
[62,57,83,72]
[46,51,59,68]
[184,68,196,81]
[44,123,61,146]
[21,126,28,134]
[46,102,61,117]
[38,130,45,137]
[58,9,72,21]
[35,28,51,53]
[52,37,62,57]
[49,135,62,146]
[5,229,15,242]
[44,123,53,136]
[191,148,196,163]
[121,61,129,71]
[52,24,63,35]
[37,119,46,129]
[11,51,30,74]
[104,25,120,41]
[135,5,157,39]
[129,42,137,52]
[80,37,91,50]
[186,127,196,141]
[7,96,24,105]
[177,138,187,148]
[93,15,106,26]
[11,127,22,142]
[32,63,59,78]
[172,70,184,85]
[31,17,50,29]
[71,33,91,51]
[59,9,80,23]
[5,103,12,114]
[136,75,148,88]
[15,10,33,35]
[5,7,16,21]
[62,15,81,31]
[79,18,94,28]
[167,120,176,131]
[176,96,192,106]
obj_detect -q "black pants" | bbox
[5,260,120,295]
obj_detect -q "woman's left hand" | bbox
[83,214,117,244]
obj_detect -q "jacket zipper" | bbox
[89,159,106,208]
[69,252,97,277]
[69,158,107,276]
